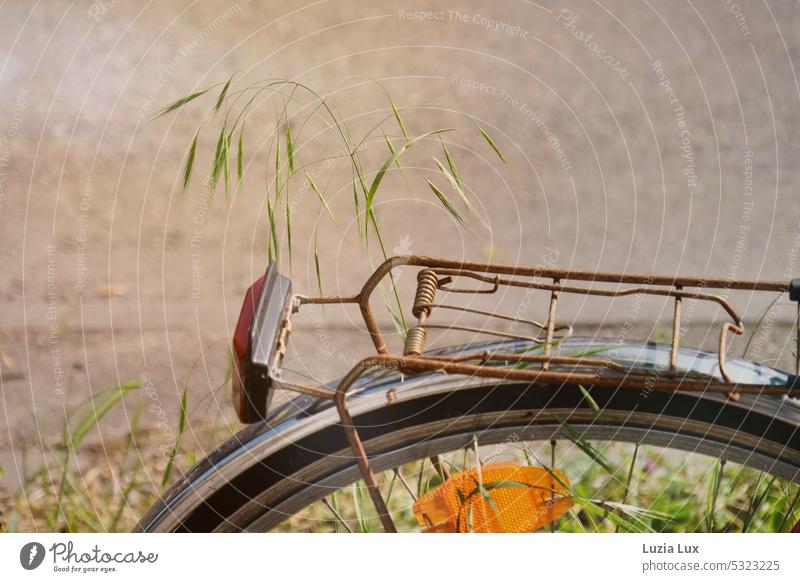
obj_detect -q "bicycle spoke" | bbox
[615,443,640,533]
[430,455,449,480]
[321,497,353,533]
[393,468,417,502]
[707,459,725,532]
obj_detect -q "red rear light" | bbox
[231,275,265,422]
[230,263,291,423]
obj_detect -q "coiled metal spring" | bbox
[412,269,438,318]
[404,326,427,355]
[404,269,439,355]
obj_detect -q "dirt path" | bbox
[1,0,798,487]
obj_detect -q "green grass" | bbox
[0,383,234,533]
[2,392,797,533]
[274,439,800,533]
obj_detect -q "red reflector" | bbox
[230,263,292,423]
[231,275,265,422]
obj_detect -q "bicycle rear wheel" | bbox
[138,374,800,532]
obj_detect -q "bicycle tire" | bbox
[138,370,800,532]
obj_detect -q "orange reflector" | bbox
[412,462,573,533]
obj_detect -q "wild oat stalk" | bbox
[156,78,506,332]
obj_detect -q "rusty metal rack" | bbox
[269,256,800,532]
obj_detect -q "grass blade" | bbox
[266,198,279,262]
[313,233,323,295]
[578,384,601,414]
[706,459,724,531]
[223,129,231,198]
[389,97,408,140]
[558,418,616,474]
[68,381,140,450]
[778,486,800,532]
[585,499,661,532]
[55,381,139,528]
[425,178,463,224]
[743,473,778,532]
[237,126,244,184]
[432,155,474,215]
[614,443,640,532]
[353,482,368,532]
[364,212,409,335]
[742,291,783,358]
[364,129,452,225]
[181,132,199,192]
[352,178,362,241]
[272,136,282,265]
[209,125,228,194]
[161,388,189,488]
[214,76,233,113]
[274,135,281,201]
[478,126,507,164]
[416,458,427,499]
[383,132,404,176]
[441,140,463,190]
[110,402,144,530]
[285,121,295,174]
[375,281,407,339]
[306,172,338,227]
[153,87,213,119]
[285,196,292,270]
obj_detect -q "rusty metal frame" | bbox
[273,256,799,532]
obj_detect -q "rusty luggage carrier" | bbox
[264,256,800,532]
